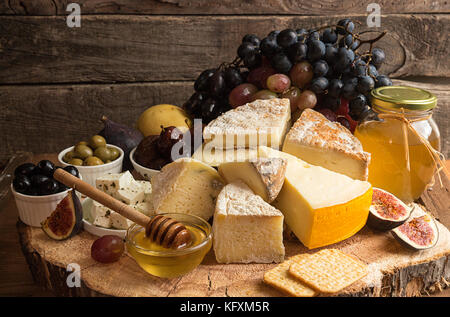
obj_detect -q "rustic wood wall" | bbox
[0,1,449,164]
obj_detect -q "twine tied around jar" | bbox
[377,108,449,188]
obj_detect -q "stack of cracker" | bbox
[263,249,368,297]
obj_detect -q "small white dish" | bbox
[81,198,126,239]
[129,147,160,180]
[12,184,73,227]
[58,144,124,187]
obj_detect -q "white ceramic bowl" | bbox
[129,147,160,180]
[12,184,73,227]
[81,198,126,238]
[58,144,124,187]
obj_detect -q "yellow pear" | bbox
[137,104,192,136]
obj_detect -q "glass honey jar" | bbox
[354,86,441,203]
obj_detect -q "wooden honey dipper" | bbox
[53,168,191,249]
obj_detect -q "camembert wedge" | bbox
[203,98,291,149]
[258,146,372,249]
[151,158,224,221]
[213,180,285,264]
[218,157,287,203]
[282,109,371,181]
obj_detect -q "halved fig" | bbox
[392,214,439,251]
[41,190,83,240]
[367,188,412,231]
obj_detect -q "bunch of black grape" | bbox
[182,63,249,124]
[183,18,393,129]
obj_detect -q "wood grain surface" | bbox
[1,79,448,163]
[1,0,449,15]
[0,14,448,85]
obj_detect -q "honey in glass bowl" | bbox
[126,213,212,278]
[355,86,440,203]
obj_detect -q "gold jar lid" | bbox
[371,86,437,111]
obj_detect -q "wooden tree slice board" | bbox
[17,202,450,297]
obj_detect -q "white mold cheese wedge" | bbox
[218,157,287,203]
[258,146,373,249]
[213,180,285,264]
[203,98,291,149]
[151,158,225,221]
[282,108,371,181]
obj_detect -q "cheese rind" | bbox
[212,181,285,264]
[192,145,259,167]
[258,146,372,249]
[203,98,291,149]
[151,158,224,221]
[282,109,370,181]
[218,157,287,202]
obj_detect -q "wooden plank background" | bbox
[0,1,449,163]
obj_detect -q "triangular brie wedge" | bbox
[282,109,371,180]
[218,157,287,203]
[258,146,373,249]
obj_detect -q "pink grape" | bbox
[281,86,302,111]
[229,83,258,108]
[297,90,317,110]
[289,61,313,88]
[91,235,124,263]
[266,74,291,93]
[247,66,276,89]
[252,89,278,101]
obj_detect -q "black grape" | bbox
[288,42,308,63]
[353,63,367,77]
[357,76,375,94]
[296,28,308,41]
[277,29,298,49]
[313,60,329,77]
[224,67,243,89]
[337,18,355,35]
[339,34,354,47]
[324,44,338,64]
[328,79,344,98]
[342,81,358,100]
[310,77,329,94]
[308,30,320,42]
[243,52,262,69]
[321,28,337,44]
[371,48,386,67]
[375,75,393,87]
[183,92,205,117]
[271,53,293,74]
[336,47,355,68]
[237,42,257,59]
[268,30,280,39]
[209,70,227,96]
[242,34,260,47]
[201,98,222,124]
[194,69,215,92]
[307,40,326,61]
[260,37,282,57]
[368,64,378,78]
[349,94,369,119]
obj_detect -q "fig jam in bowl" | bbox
[129,147,160,180]
[125,213,212,278]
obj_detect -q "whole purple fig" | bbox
[98,116,143,171]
